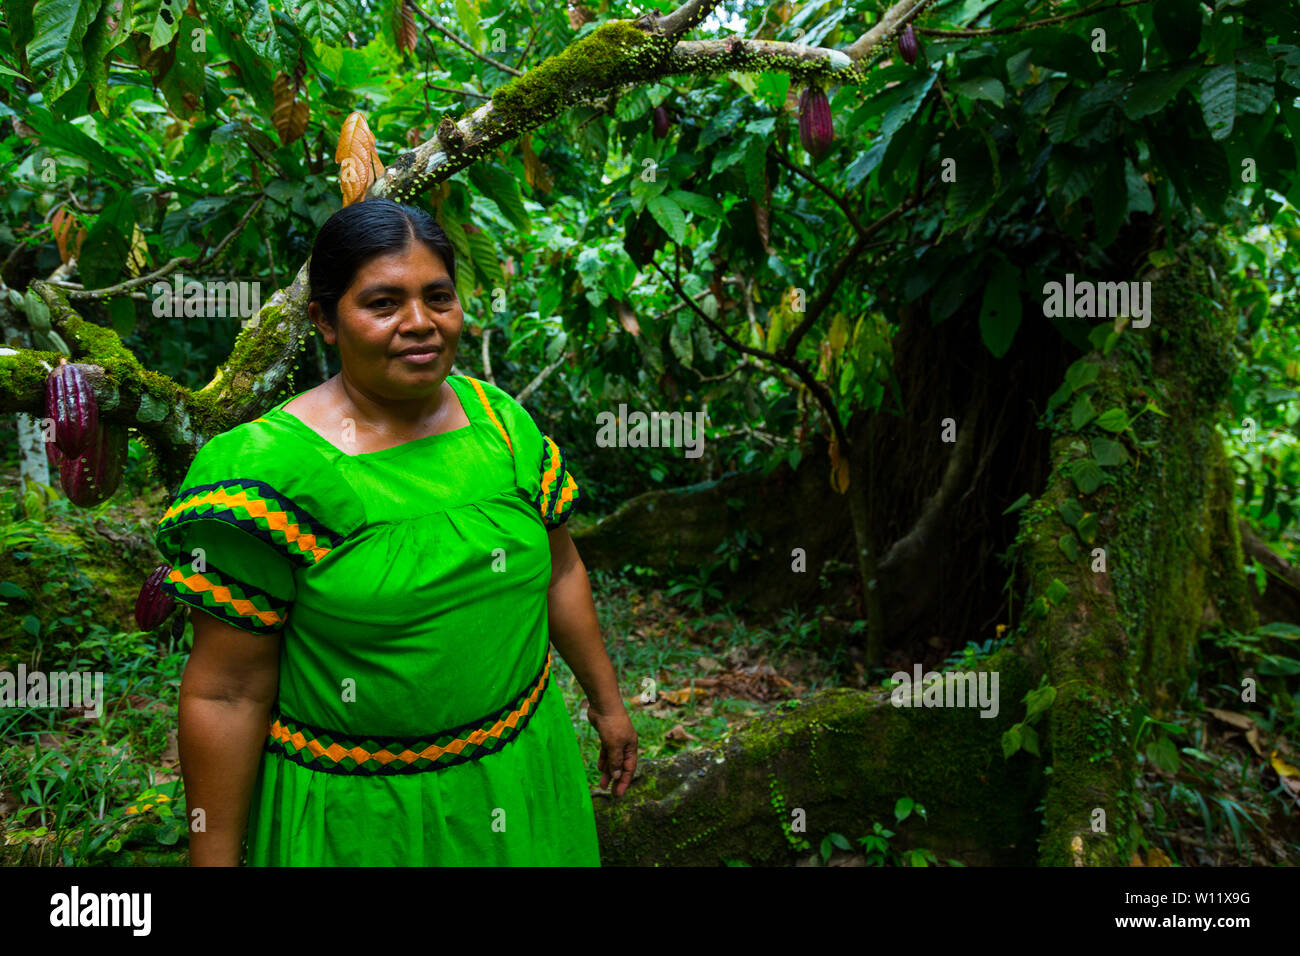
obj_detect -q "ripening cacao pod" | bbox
[135,565,177,630]
[652,105,670,139]
[899,24,919,65]
[798,85,833,159]
[46,361,98,456]
[59,421,127,507]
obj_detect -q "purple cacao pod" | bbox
[135,565,177,631]
[798,85,833,159]
[899,24,919,66]
[652,105,670,139]
[45,361,98,456]
[59,421,127,507]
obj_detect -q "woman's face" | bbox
[311,241,463,400]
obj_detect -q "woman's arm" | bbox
[546,526,638,796]
[178,607,281,866]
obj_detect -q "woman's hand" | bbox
[587,702,638,797]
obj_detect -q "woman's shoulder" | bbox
[456,374,543,442]
[161,410,365,545]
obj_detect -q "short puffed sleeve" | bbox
[154,432,318,635]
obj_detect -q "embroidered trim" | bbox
[465,377,513,454]
[266,652,552,774]
[163,565,288,634]
[537,435,580,529]
[158,479,343,566]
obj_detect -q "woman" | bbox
[155,198,637,866]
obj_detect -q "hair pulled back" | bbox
[308,198,456,326]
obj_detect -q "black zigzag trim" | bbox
[265,651,552,776]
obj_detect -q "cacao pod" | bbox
[798,85,833,159]
[652,105,670,139]
[135,565,177,631]
[46,361,98,456]
[899,24,919,65]
[59,422,127,507]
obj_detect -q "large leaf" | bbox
[1123,66,1197,120]
[79,190,136,289]
[27,0,103,104]
[295,0,354,46]
[23,105,135,182]
[468,164,531,233]
[978,258,1022,358]
[647,194,686,246]
[1200,63,1237,140]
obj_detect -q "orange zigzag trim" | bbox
[269,654,552,767]
[162,488,331,563]
[166,567,285,626]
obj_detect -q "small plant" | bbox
[1002,675,1057,759]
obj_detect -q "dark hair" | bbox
[308,198,456,326]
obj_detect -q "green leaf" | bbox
[23,105,134,183]
[1020,723,1040,756]
[1095,408,1130,432]
[664,189,723,220]
[1058,533,1080,562]
[894,797,914,822]
[1200,63,1237,140]
[1145,735,1181,773]
[466,229,504,290]
[468,164,531,233]
[28,0,103,104]
[1024,683,1057,721]
[1069,458,1106,494]
[1058,499,1084,527]
[647,195,686,246]
[79,191,136,290]
[1091,436,1127,466]
[1046,578,1069,604]
[0,581,29,600]
[1070,394,1097,430]
[1076,512,1099,544]
[743,135,767,200]
[1046,380,1073,415]
[950,76,1005,108]
[1001,724,1023,758]
[22,615,41,637]
[296,0,354,46]
[978,259,1022,358]
[454,0,486,49]
[1123,67,1198,120]
[1064,358,1101,391]
[1002,492,1031,515]
[830,832,851,850]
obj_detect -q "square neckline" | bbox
[269,373,478,459]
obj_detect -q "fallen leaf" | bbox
[1246,726,1265,757]
[664,725,697,744]
[1207,708,1254,731]
[1270,749,1300,779]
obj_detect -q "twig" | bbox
[410,1,523,77]
[918,0,1156,37]
[481,326,494,384]
[515,353,566,405]
[426,82,491,100]
[54,197,266,300]
[772,149,867,238]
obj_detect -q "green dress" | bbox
[154,374,601,866]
